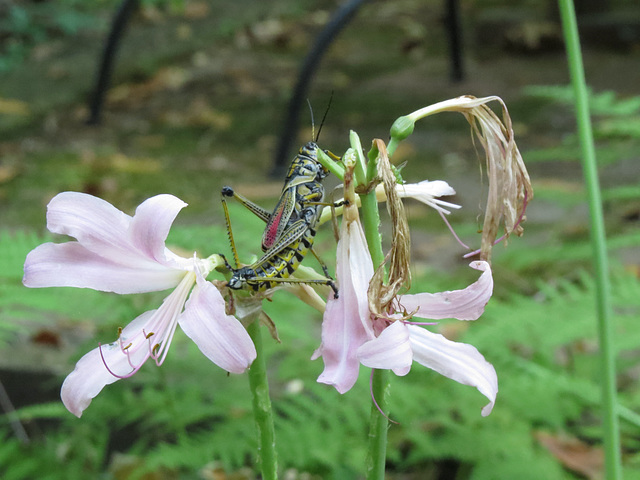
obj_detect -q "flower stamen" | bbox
[98,343,140,379]
[369,370,399,425]
[438,210,471,250]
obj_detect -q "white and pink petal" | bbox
[45,192,133,259]
[23,193,192,294]
[346,220,375,331]
[60,309,156,417]
[357,320,413,376]
[397,180,461,214]
[399,261,493,321]
[129,194,189,267]
[407,325,497,416]
[179,274,256,374]
[315,218,375,394]
[23,241,184,293]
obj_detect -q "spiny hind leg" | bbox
[248,275,339,299]
[220,190,242,268]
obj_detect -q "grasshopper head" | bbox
[227,276,244,290]
[228,267,255,290]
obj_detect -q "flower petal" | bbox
[129,194,190,267]
[46,192,139,264]
[358,321,413,376]
[50,192,188,268]
[24,193,191,293]
[407,325,498,416]
[399,261,493,320]
[60,310,156,417]
[315,219,375,393]
[397,180,461,214]
[23,242,184,293]
[61,346,122,417]
[346,221,376,328]
[179,275,256,373]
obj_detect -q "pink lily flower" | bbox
[314,197,497,416]
[24,192,256,417]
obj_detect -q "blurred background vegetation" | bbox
[1,0,639,478]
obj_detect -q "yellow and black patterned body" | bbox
[229,223,318,293]
[260,142,328,252]
[222,141,338,296]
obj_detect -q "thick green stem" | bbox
[365,368,391,479]
[558,1,621,478]
[359,189,390,480]
[246,312,278,480]
[351,127,392,479]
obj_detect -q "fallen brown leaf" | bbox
[535,431,604,480]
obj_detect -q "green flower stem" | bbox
[359,191,385,269]
[348,129,391,479]
[360,188,390,480]
[246,314,278,480]
[558,1,621,478]
[365,368,392,480]
[386,136,400,159]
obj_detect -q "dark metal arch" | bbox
[86,0,139,125]
[270,0,372,177]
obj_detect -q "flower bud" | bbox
[390,115,415,142]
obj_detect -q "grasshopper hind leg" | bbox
[247,275,339,299]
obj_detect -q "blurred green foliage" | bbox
[1,207,640,479]
[1,2,640,478]
[0,0,187,72]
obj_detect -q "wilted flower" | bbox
[394,95,533,260]
[313,180,497,416]
[24,192,256,416]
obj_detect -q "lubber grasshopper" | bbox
[220,141,341,297]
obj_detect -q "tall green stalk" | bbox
[558,1,621,478]
[361,190,391,480]
[350,133,391,480]
[245,309,278,480]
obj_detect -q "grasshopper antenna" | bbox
[306,98,316,142]
[315,92,333,142]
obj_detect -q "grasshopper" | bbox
[220,141,340,297]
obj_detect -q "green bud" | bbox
[390,115,415,141]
